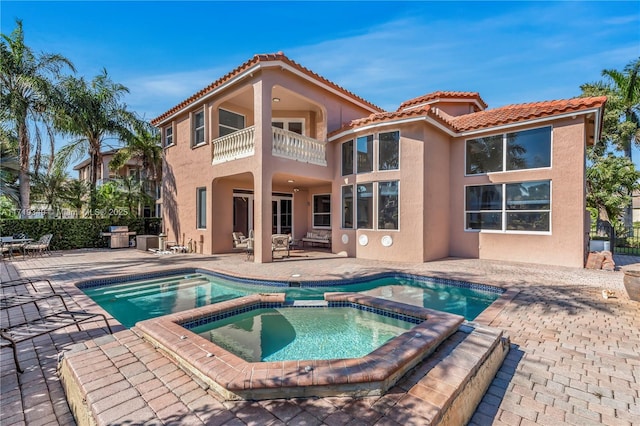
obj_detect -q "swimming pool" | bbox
[80,269,502,328]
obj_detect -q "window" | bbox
[196,187,206,229]
[164,126,173,147]
[312,194,331,228]
[356,183,373,229]
[193,110,205,146]
[506,127,551,170]
[378,131,399,170]
[505,181,550,231]
[378,181,399,229]
[357,135,373,173]
[272,119,304,135]
[466,126,551,175]
[341,140,354,176]
[465,180,550,232]
[341,185,353,229]
[219,109,245,137]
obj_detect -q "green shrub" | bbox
[0,218,161,251]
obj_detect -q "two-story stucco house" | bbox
[151,52,605,267]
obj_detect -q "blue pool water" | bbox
[81,271,501,328]
[190,307,415,362]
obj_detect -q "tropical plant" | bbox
[54,69,140,210]
[109,123,162,199]
[60,179,89,218]
[31,168,68,218]
[586,154,640,233]
[0,151,19,204]
[581,58,640,160]
[0,19,75,214]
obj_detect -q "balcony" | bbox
[212,126,327,166]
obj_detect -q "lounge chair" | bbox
[24,234,53,257]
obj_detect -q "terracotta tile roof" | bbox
[151,52,383,125]
[448,96,607,132]
[329,96,607,138]
[397,91,488,111]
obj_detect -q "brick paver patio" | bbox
[1,249,639,425]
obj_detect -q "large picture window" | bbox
[357,135,373,173]
[312,194,331,228]
[342,140,354,176]
[378,131,399,171]
[378,181,398,229]
[219,109,245,137]
[196,187,206,229]
[341,186,353,229]
[465,180,550,232]
[193,110,205,146]
[466,126,551,175]
[356,183,373,229]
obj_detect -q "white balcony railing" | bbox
[212,126,256,164]
[272,127,327,166]
[211,125,327,167]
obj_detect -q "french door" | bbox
[233,191,292,236]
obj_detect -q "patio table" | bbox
[0,237,34,259]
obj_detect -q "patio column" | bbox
[252,76,274,263]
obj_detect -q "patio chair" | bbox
[272,234,290,258]
[24,234,53,257]
[232,232,249,249]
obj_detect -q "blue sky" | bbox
[2,1,639,165]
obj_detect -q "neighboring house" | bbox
[73,149,161,217]
[151,52,605,267]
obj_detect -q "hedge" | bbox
[0,218,162,251]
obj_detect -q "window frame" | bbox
[377,130,400,171]
[219,108,245,137]
[272,118,305,136]
[356,134,374,174]
[341,185,354,229]
[196,187,207,229]
[164,125,174,148]
[356,183,374,230]
[377,180,399,230]
[464,180,552,234]
[464,125,552,176]
[192,109,206,148]
[312,193,331,229]
[341,139,354,176]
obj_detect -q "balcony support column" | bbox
[252,77,274,263]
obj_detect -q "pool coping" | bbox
[135,292,465,400]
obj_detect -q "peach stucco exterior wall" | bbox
[448,117,587,268]
[161,67,373,260]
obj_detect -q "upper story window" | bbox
[357,135,373,173]
[312,194,331,228]
[272,119,304,135]
[466,126,551,175]
[341,140,354,176]
[378,131,399,171]
[192,110,205,147]
[219,109,245,137]
[164,126,173,147]
[343,131,400,176]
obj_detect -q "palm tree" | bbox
[581,58,640,160]
[109,123,162,203]
[582,58,640,228]
[54,70,139,210]
[61,179,89,218]
[31,167,68,218]
[0,19,75,215]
